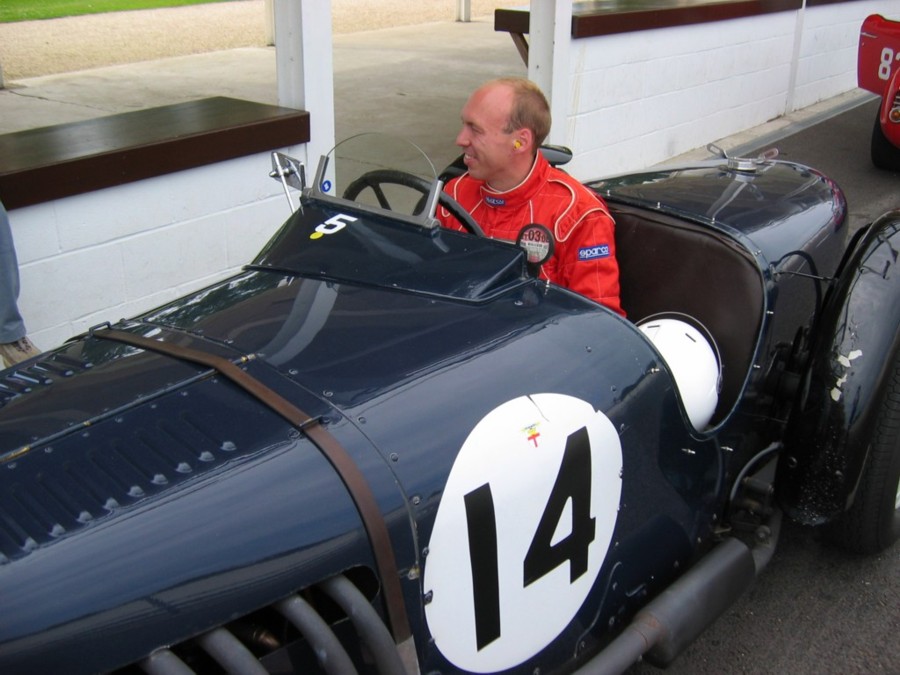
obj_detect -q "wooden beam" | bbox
[0,97,310,209]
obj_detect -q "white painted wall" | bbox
[562,0,897,179]
[6,0,332,354]
[9,147,306,349]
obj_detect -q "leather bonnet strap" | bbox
[93,328,413,648]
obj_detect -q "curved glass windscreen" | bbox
[309,133,443,228]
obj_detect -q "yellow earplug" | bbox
[514,140,522,149]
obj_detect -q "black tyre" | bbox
[827,350,900,554]
[870,111,900,171]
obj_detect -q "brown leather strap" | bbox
[94,328,413,645]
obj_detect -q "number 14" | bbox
[462,426,596,650]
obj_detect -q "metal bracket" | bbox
[707,143,779,172]
[269,152,306,213]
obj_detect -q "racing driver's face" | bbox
[455,83,524,191]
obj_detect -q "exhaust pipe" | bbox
[579,536,757,674]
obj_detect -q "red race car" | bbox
[859,14,900,170]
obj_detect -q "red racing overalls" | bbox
[437,152,624,316]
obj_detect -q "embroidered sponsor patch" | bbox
[578,244,610,261]
[485,195,506,206]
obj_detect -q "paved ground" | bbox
[0,0,510,79]
[0,2,525,173]
[629,518,900,674]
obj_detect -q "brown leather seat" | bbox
[613,204,764,421]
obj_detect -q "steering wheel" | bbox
[342,169,484,237]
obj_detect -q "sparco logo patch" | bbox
[485,196,506,206]
[578,244,610,261]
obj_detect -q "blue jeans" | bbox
[0,200,27,343]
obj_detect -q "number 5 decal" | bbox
[309,213,357,240]
[424,394,623,673]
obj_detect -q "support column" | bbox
[264,0,275,46]
[786,0,808,113]
[274,0,335,163]
[527,0,572,146]
[457,0,471,22]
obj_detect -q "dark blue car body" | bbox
[0,146,897,674]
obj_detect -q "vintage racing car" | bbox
[0,135,898,674]
[858,13,900,170]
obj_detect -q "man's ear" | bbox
[517,128,535,153]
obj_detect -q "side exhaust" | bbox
[579,526,775,674]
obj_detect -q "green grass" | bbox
[0,0,234,23]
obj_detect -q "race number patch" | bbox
[310,213,357,240]
[423,394,623,673]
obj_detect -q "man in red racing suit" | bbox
[437,78,624,317]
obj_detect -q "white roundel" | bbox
[423,393,623,673]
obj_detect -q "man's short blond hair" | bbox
[495,77,551,148]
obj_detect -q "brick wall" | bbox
[565,0,896,178]
[9,149,306,349]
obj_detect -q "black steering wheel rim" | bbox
[342,169,484,237]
